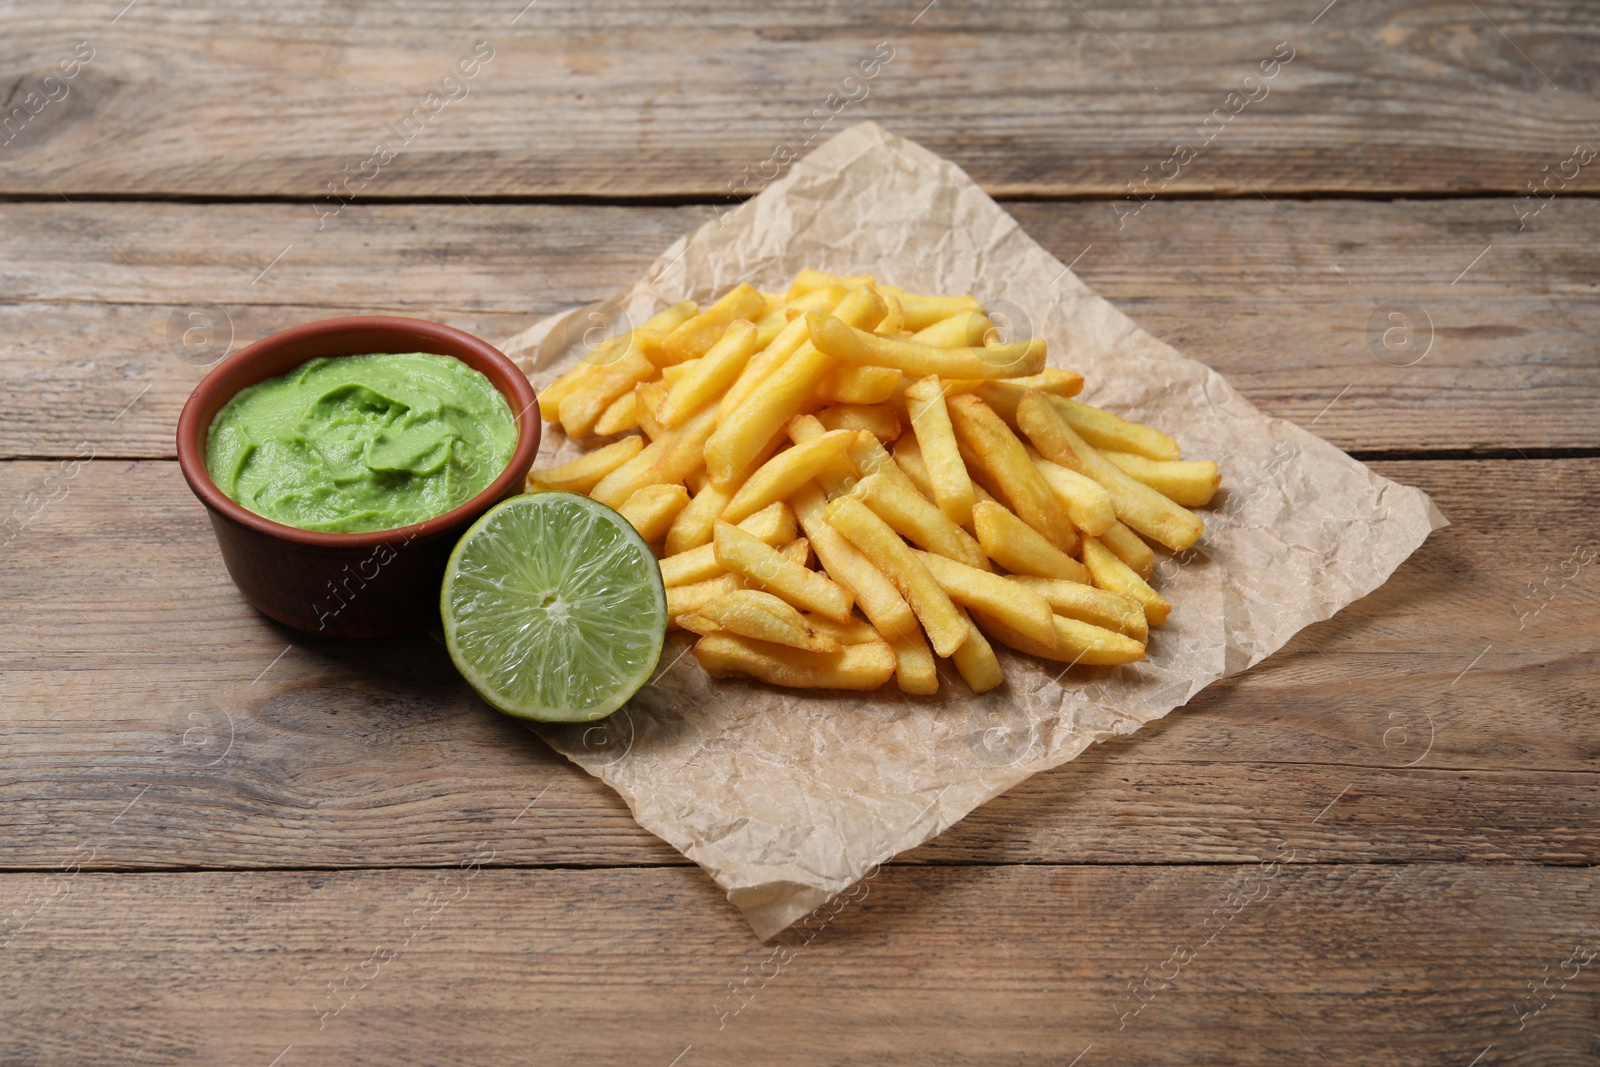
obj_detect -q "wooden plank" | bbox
[2,458,1595,870]
[3,198,1597,458]
[2,1,1598,197]
[0,865,1594,1064]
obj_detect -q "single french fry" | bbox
[618,483,691,543]
[947,394,1077,554]
[658,283,768,366]
[889,628,939,695]
[666,481,735,556]
[660,501,796,587]
[668,572,742,622]
[679,589,841,653]
[878,288,984,332]
[817,404,901,442]
[714,522,854,621]
[1099,520,1156,580]
[803,613,883,646]
[823,496,967,657]
[949,607,1005,694]
[720,315,813,417]
[972,501,1090,584]
[791,484,921,644]
[958,368,1087,425]
[590,404,719,509]
[594,390,641,436]
[1007,576,1148,643]
[1047,395,1180,461]
[974,611,1146,667]
[911,310,993,348]
[1101,451,1221,507]
[693,633,895,691]
[816,364,902,405]
[808,310,1046,380]
[528,435,644,494]
[1016,392,1202,552]
[913,550,1057,648]
[1081,534,1170,627]
[852,471,988,570]
[558,337,656,438]
[705,287,887,487]
[721,429,857,524]
[787,268,875,300]
[659,320,762,429]
[1030,451,1116,537]
[904,375,977,530]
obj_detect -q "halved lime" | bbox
[442,491,667,722]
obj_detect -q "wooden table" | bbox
[3,2,1597,1063]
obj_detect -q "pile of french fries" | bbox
[529,269,1220,694]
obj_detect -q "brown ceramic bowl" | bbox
[177,316,540,638]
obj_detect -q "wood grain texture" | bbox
[3,457,1594,871]
[2,1,1599,197]
[1,865,1595,1066]
[2,197,1597,459]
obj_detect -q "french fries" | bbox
[1101,452,1221,508]
[809,310,1047,380]
[528,435,643,494]
[817,364,902,405]
[1007,576,1149,643]
[972,501,1090,584]
[705,287,887,488]
[714,522,854,621]
[679,589,841,653]
[1099,520,1156,580]
[1016,391,1203,553]
[658,283,767,366]
[528,271,1222,698]
[817,404,901,442]
[659,501,795,587]
[974,611,1147,667]
[824,496,967,658]
[694,633,896,691]
[618,483,690,542]
[1081,535,1170,628]
[948,607,1005,693]
[904,375,977,530]
[1045,396,1180,461]
[947,394,1077,554]
[658,320,761,428]
[1029,451,1116,537]
[851,471,987,570]
[722,429,857,524]
[914,550,1057,648]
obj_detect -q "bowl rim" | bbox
[176,315,540,550]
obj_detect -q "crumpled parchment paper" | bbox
[498,122,1447,939]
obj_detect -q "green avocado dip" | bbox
[206,353,517,533]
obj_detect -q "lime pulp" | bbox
[442,491,667,722]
